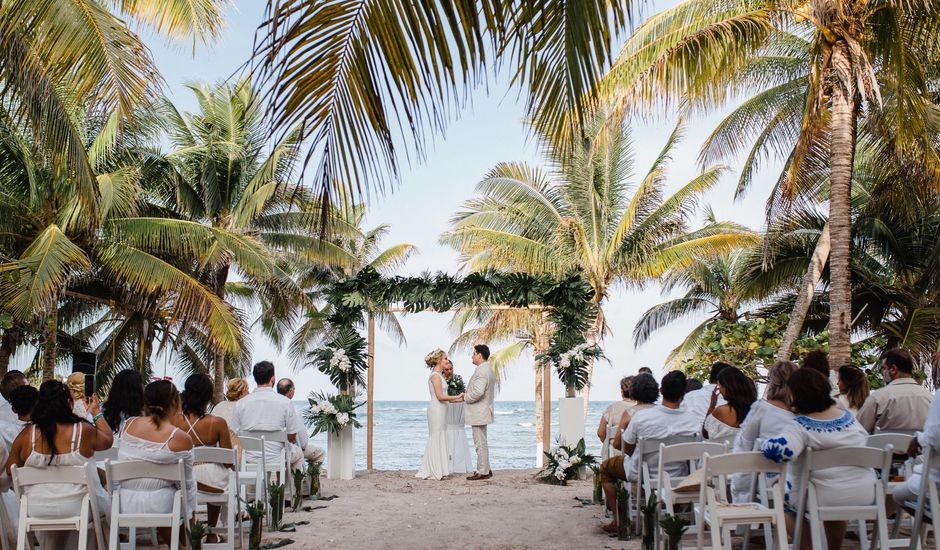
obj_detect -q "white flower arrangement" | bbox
[336,412,350,426]
[537,438,596,486]
[304,391,363,436]
[328,347,352,372]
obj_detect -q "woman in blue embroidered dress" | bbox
[761,369,876,550]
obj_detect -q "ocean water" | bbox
[296,400,614,470]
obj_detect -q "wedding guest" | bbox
[836,365,870,416]
[0,385,37,448]
[893,386,940,509]
[856,348,932,433]
[731,360,797,503]
[610,373,658,451]
[276,377,325,465]
[118,380,195,547]
[762,369,876,549]
[599,371,699,533]
[801,349,830,378]
[67,372,94,422]
[638,367,654,377]
[683,362,731,420]
[597,376,637,455]
[3,380,112,548]
[211,378,248,424]
[0,371,26,423]
[102,369,144,434]
[686,378,703,393]
[230,362,315,470]
[702,366,756,440]
[172,374,232,536]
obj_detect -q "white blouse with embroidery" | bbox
[761,409,876,511]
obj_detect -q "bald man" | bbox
[277,378,325,467]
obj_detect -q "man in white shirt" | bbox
[857,348,932,433]
[682,362,730,420]
[599,370,700,533]
[230,362,319,470]
[276,378,325,465]
[0,371,26,424]
[0,384,36,448]
[893,385,940,507]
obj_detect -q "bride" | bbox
[416,349,464,480]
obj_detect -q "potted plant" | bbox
[245,500,265,549]
[268,482,286,530]
[616,485,631,540]
[638,493,658,550]
[187,520,208,550]
[307,461,322,499]
[592,466,604,505]
[659,513,690,550]
[291,468,306,511]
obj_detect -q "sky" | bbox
[134,1,776,402]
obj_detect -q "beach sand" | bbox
[264,469,640,550]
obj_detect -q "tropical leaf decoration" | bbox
[306,327,367,392]
[304,390,364,436]
[538,343,603,395]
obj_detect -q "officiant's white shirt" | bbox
[229,387,307,453]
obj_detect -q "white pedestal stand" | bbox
[558,397,586,447]
[327,425,354,480]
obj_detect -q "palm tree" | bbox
[113,78,340,401]
[252,0,638,218]
[634,250,761,367]
[290,198,417,362]
[443,111,755,406]
[601,0,940,368]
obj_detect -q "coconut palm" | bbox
[442,110,756,406]
[600,0,940,368]
[252,0,638,218]
[634,250,761,367]
[290,198,417,362]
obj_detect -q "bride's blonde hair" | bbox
[424,349,446,369]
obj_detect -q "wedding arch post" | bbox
[367,313,375,471]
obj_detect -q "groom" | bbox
[464,344,495,480]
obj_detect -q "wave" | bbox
[494,410,515,416]
[517,422,533,427]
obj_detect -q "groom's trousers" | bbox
[471,425,490,474]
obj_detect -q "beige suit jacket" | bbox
[464,361,496,426]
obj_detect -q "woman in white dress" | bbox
[702,366,756,442]
[835,365,870,416]
[118,380,195,548]
[102,369,144,435]
[416,350,464,480]
[761,369,877,549]
[3,380,113,548]
[731,360,797,502]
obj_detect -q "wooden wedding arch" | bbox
[305,267,601,470]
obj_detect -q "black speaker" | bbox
[72,351,97,396]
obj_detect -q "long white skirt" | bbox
[445,404,473,474]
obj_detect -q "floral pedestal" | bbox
[327,425,354,480]
[558,397,585,447]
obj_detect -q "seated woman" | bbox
[3,380,112,548]
[609,373,658,451]
[118,380,195,547]
[102,369,145,435]
[597,376,636,458]
[761,369,876,550]
[172,374,232,536]
[702,365,756,441]
[731,360,797,502]
[836,365,870,416]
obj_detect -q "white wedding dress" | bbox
[416,372,450,480]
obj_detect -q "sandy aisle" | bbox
[266,469,640,550]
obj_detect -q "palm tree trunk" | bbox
[827,41,858,369]
[41,308,58,381]
[579,309,604,414]
[0,328,20,375]
[533,318,550,467]
[211,265,230,404]
[777,223,831,361]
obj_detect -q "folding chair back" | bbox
[910,445,940,550]
[105,459,188,550]
[634,433,700,534]
[697,452,787,550]
[655,441,727,548]
[867,433,914,453]
[194,447,237,550]
[93,446,119,462]
[11,462,106,550]
[239,429,292,523]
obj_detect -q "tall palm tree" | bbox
[252,0,637,219]
[443,111,755,406]
[634,249,760,367]
[601,0,940,368]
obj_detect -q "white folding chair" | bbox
[697,452,788,550]
[238,430,291,498]
[105,459,189,550]
[11,461,106,550]
[907,445,940,550]
[94,446,119,463]
[634,433,701,535]
[655,441,728,548]
[193,447,238,550]
[791,446,892,550]
[602,422,617,461]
